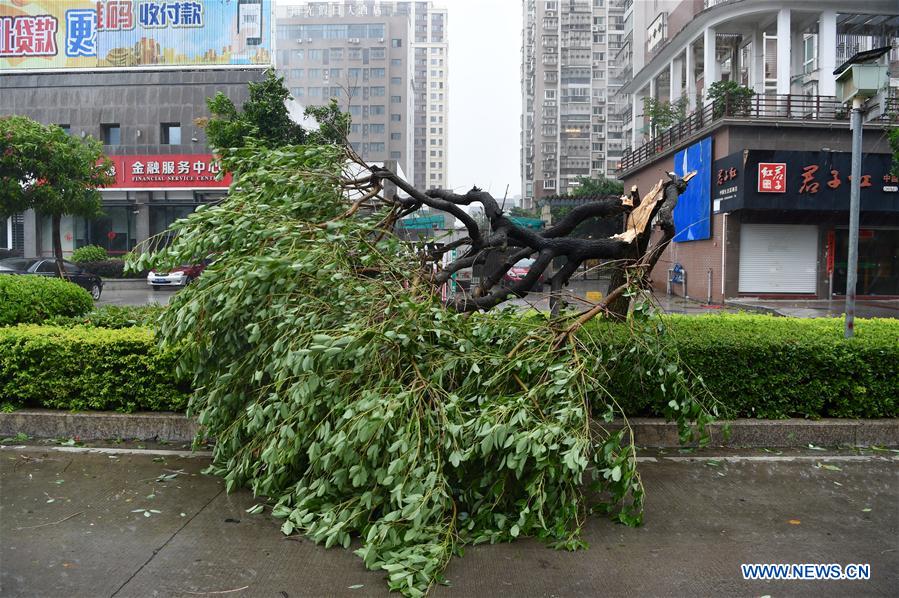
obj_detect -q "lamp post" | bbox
[833,47,889,338]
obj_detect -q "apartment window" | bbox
[348,67,362,79]
[370,124,385,134]
[371,67,385,78]
[309,68,321,79]
[330,48,343,60]
[292,49,305,60]
[102,124,120,145]
[330,68,342,79]
[371,105,386,115]
[308,87,322,97]
[391,58,402,66]
[391,113,401,121]
[391,133,402,140]
[308,49,322,61]
[391,38,402,48]
[391,76,402,85]
[160,123,181,145]
[371,47,386,59]
[370,142,385,152]
[350,124,361,133]
[390,151,401,159]
[292,87,304,98]
[58,124,71,134]
[391,95,402,104]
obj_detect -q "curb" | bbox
[2,410,897,448]
[723,300,785,316]
[100,279,168,292]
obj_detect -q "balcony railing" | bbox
[617,94,899,173]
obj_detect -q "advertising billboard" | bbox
[672,136,712,243]
[0,0,271,71]
[106,154,232,189]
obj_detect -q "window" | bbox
[102,124,120,145]
[58,124,71,135]
[391,58,402,66]
[330,48,343,61]
[370,86,386,96]
[370,124,385,134]
[371,48,386,59]
[309,68,321,79]
[330,68,342,79]
[350,124,361,133]
[391,95,402,103]
[290,68,304,79]
[391,38,402,48]
[292,49,305,60]
[292,87,304,98]
[308,49,322,61]
[370,105,386,115]
[390,151,401,159]
[308,87,322,97]
[391,133,402,140]
[391,113,401,122]
[391,76,402,85]
[370,142,385,152]
[160,123,181,145]
[371,67,385,78]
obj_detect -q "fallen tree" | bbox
[131,142,717,597]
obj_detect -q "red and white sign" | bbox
[105,154,232,189]
[757,162,786,193]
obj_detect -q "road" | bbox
[96,288,175,307]
[2,444,896,597]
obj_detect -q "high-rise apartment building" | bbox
[275,1,448,190]
[520,0,628,210]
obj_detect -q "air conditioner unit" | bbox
[379,38,385,43]
[307,38,312,43]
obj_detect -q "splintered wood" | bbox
[612,172,695,244]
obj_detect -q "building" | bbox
[275,1,448,190]
[520,0,629,211]
[612,0,898,302]
[0,0,272,259]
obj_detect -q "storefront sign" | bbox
[713,150,899,213]
[0,0,272,71]
[105,154,232,189]
[757,162,786,193]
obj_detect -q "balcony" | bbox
[617,94,899,174]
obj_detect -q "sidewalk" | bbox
[726,298,899,319]
[2,444,897,597]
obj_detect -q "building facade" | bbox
[613,0,899,301]
[275,1,448,190]
[520,0,629,211]
[1,68,265,258]
[0,0,274,259]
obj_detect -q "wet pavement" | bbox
[96,288,175,307]
[726,298,899,319]
[2,444,897,597]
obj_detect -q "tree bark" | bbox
[51,213,65,278]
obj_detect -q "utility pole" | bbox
[844,97,863,339]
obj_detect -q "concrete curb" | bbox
[100,279,159,291]
[723,299,785,316]
[1,410,897,447]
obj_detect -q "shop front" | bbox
[33,154,232,258]
[714,150,899,298]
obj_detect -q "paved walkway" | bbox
[2,444,896,597]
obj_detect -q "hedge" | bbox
[70,245,108,263]
[583,314,899,419]
[0,325,189,412]
[45,304,164,329]
[0,275,93,326]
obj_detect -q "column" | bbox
[818,10,837,96]
[23,209,38,259]
[776,8,791,95]
[134,192,150,249]
[750,28,764,94]
[685,44,696,111]
[631,91,641,147]
[703,25,718,103]
[670,56,683,103]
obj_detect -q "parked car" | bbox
[147,263,206,290]
[502,258,544,290]
[0,258,103,299]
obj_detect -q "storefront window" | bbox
[73,207,136,255]
[150,205,197,236]
[832,229,899,297]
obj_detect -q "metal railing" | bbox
[617,94,899,173]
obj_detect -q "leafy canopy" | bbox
[0,115,111,220]
[132,142,718,596]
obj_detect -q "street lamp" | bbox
[832,46,890,339]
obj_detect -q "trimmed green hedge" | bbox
[0,275,93,326]
[0,325,189,412]
[70,245,108,263]
[78,259,149,279]
[45,305,164,329]
[584,314,899,419]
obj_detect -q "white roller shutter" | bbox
[738,224,818,294]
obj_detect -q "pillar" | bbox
[685,44,696,111]
[631,91,641,147]
[23,209,38,259]
[776,8,791,95]
[703,26,718,103]
[750,28,764,94]
[670,56,683,103]
[134,192,151,249]
[818,10,837,96]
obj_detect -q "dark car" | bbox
[0,258,104,300]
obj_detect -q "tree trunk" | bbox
[51,213,65,278]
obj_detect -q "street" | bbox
[2,444,896,597]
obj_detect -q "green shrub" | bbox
[0,325,188,412]
[70,245,109,263]
[583,314,899,419]
[78,259,148,279]
[46,305,164,329]
[0,275,93,326]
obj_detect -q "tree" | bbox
[642,96,688,137]
[0,116,112,274]
[202,69,308,156]
[134,140,716,596]
[571,175,624,197]
[706,80,755,119]
[888,126,899,176]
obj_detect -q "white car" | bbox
[147,264,204,290]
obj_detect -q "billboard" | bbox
[672,136,712,243]
[0,0,271,71]
[106,154,232,189]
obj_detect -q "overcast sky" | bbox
[446,1,522,198]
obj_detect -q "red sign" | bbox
[757,162,786,193]
[826,230,835,275]
[105,154,232,189]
